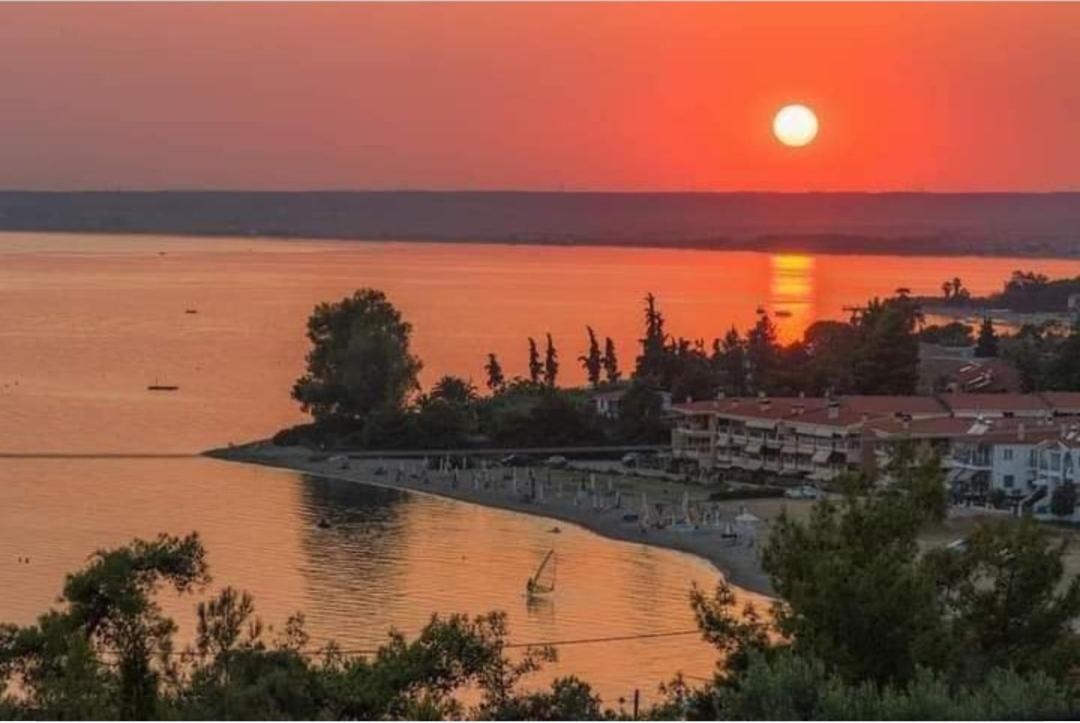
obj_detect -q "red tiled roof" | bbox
[938,393,1051,413]
[1040,392,1080,412]
[842,395,949,417]
[868,415,1069,444]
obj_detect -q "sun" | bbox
[773,104,818,147]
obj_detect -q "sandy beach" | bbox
[205,443,822,597]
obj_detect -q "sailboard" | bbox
[526,549,556,598]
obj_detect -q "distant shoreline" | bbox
[5,227,1080,260]
[3,190,1079,259]
[206,441,779,599]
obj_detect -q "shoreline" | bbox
[206,442,781,597]
[6,227,1080,260]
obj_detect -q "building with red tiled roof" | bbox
[671,392,1080,492]
[937,393,1052,418]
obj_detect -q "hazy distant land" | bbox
[1,191,1079,257]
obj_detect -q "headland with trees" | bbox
[268,273,1080,454]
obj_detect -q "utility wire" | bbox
[102,628,702,659]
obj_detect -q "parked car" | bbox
[500,453,538,467]
[544,455,569,469]
[784,485,819,500]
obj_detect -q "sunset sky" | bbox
[2,3,1079,192]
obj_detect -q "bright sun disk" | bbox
[773,104,818,147]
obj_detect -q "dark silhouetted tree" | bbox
[714,327,748,396]
[292,289,422,427]
[484,353,505,392]
[527,337,543,384]
[578,327,603,388]
[543,333,559,387]
[635,293,668,382]
[602,337,621,384]
[975,317,999,357]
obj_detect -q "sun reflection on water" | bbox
[768,254,815,342]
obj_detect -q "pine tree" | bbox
[975,317,999,358]
[602,337,621,383]
[716,327,748,396]
[484,353,505,392]
[527,338,543,384]
[543,333,559,387]
[746,314,780,393]
[578,326,603,387]
[635,292,668,382]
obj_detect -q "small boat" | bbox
[184,309,199,315]
[547,526,561,534]
[526,549,556,598]
[147,384,179,392]
[316,517,332,529]
[774,309,793,318]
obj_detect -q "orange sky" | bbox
[1,3,1078,191]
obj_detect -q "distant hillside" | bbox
[1,191,1079,256]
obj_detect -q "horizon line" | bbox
[1,188,1079,196]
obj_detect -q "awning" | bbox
[948,469,976,484]
[746,419,777,430]
[781,444,797,455]
[745,441,763,455]
[796,447,815,456]
[715,434,730,446]
[744,460,764,471]
[811,449,832,464]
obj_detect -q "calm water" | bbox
[3,232,1080,701]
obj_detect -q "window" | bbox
[1003,448,1013,461]
[1003,474,1015,489]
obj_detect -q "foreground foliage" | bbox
[655,464,1080,720]
[0,534,599,720]
[6,478,1080,720]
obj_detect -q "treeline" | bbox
[277,285,1080,450]
[933,270,1080,313]
[4,453,1080,719]
[277,288,930,451]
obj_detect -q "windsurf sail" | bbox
[526,550,556,596]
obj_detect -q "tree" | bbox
[543,333,559,388]
[428,375,477,405]
[714,327,748,396]
[918,322,974,348]
[0,533,210,719]
[601,337,621,384]
[801,321,858,394]
[761,490,943,684]
[292,289,422,428]
[746,314,780,393]
[852,297,920,395]
[1047,321,1080,390]
[635,293,668,383]
[1050,482,1078,518]
[0,535,604,721]
[527,338,543,384]
[484,353,505,392]
[616,381,667,443]
[974,317,999,357]
[578,327,603,388]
